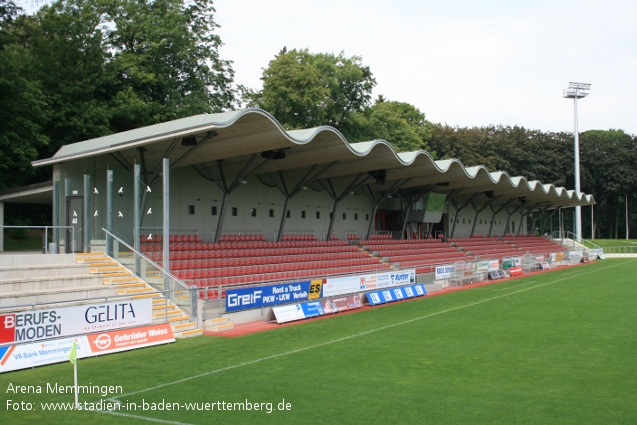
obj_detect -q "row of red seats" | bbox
[373,247,458,256]
[141,234,201,243]
[173,261,383,280]
[447,237,500,243]
[171,253,380,274]
[281,234,317,241]
[219,234,266,242]
[155,250,369,265]
[141,240,350,251]
[369,234,393,239]
[360,239,443,246]
[193,263,393,292]
[389,252,468,263]
[146,246,362,261]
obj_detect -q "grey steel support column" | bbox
[488,199,515,238]
[162,158,170,274]
[277,197,290,242]
[449,193,481,239]
[53,180,60,249]
[83,174,90,252]
[106,170,113,257]
[541,209,558,235]
[529,205,550,236]
[326,201,340,241]
[503,204,524,237]
[324,174,371,241]
[134,164,141,275]
[215,191,229,243]
[469,196,499,237]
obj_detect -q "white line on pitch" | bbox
[497,280,537,290]
[96,259,635,424]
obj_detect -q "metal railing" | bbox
[1,225,74,253]
[103,228,196,322]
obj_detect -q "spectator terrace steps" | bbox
[80,252,203,339]
[205,317,234,333]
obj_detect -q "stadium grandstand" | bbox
[0,108,595,349]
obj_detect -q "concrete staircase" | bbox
[0,253,202,339]
[77,252,203,338]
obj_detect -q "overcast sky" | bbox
[215,0,637,135]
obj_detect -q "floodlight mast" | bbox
[563,82,591,242]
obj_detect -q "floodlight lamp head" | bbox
[563,82,591,99]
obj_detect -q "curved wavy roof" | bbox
[32,108,594,210]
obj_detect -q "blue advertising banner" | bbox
[225,281,312,312]
[300,301,325,318]
[366,284,427,306]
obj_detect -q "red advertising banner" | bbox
[85,323,175,355]
[321,295,363,314]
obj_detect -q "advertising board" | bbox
[0,299,153,345]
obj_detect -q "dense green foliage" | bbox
[0,0,235,190]
[428,124,637,239]
[2,259,636,424]
[1,2,636,238]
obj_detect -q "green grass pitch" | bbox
[2,259,637,424]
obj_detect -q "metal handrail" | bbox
[1,225,75,253]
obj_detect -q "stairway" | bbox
[77,252,203,338]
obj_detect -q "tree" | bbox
[350,97,434,153]
[254,48,376,133]
[0,0,236,169]
[0,4,49,190]
[103,0,235,132]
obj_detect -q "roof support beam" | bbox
[516,203,541,236]
[400,184,435,240]
[488,199,516,237]
[449,193,482,239]
[361,179,411,240]
[321,173,372,241]
[540,208,558,235]
[503,201,526,236]
[266,161,338,241]
[469,195,500,237]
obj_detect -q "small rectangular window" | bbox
[251,208,257,217]
[354,213,358,220]
[232,207,238,217]
[301,211,306,219]
[286,210,291,218]
[342,213,347,220]
[366,214,369,220]
[269,209,274,218]
[188,205,195,215]
[330,212,333,220]
[316,211,320,219]
[211,206,217,216]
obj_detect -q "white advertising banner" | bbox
[0,323,175,373]
[0,299,153,345]
[322,270,416,297]
[435,264,454,280]
[272,304,306,324]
